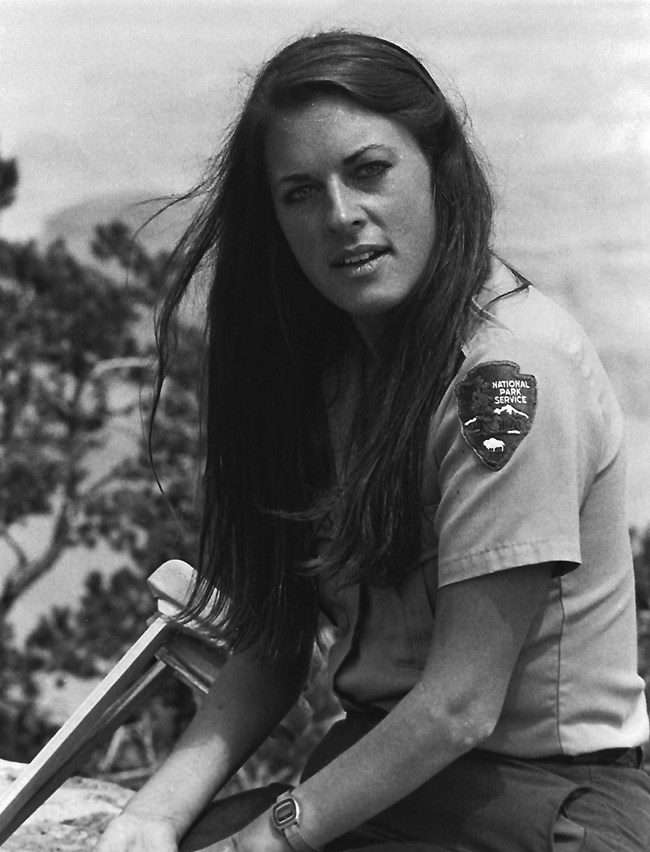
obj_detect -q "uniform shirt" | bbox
[318,261,649,758]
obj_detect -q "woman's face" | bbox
[265,95,436,340]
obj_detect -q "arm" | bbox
[95,635,313,851]
[237,561,553,851]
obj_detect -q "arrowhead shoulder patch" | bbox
[455,360,537,471]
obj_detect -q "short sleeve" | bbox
[426,336,606,588]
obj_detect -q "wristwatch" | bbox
[271,789,322,852]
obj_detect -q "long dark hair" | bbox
[153,31,494,660]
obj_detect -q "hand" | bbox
[231,814,293,852]
[94,811,179,851]
[192,838,239,852]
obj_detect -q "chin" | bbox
[349,295,408,317]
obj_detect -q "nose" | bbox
[324,181,364,233]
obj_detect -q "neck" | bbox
[351,315,385,360]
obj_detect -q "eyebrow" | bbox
[272,143,393,189]
[343,143,389,166]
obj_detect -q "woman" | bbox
[96,31,650,852]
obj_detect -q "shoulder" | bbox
[461,262,617,414]
[427,261,624,483]
[464,261,593,368]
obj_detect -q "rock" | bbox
[0,760,133,850]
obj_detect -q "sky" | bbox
[1,0,650,632]
[2,0,648,242]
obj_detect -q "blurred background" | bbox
[1,0,649,785]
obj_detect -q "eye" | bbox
[355,160,392,179]
[284,184,317,204]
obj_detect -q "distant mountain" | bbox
[42,191,199,260]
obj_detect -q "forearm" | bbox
[295,682,484,846]
[239,679,486,852]
[122,641,312,839]
[239,564,553,851]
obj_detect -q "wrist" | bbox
[270,790,323,852]
[236,813,292,852]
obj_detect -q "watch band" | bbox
[271,790,322,852]
[284,822,318,852]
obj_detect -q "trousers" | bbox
[181,712,650,852]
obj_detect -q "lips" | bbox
[331,245,390,268]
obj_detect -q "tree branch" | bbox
[0,524,29,573]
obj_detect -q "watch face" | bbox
[272,796,299,829]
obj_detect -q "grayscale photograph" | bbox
[1,1,649,849]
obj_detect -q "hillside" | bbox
[42,192,198,261]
